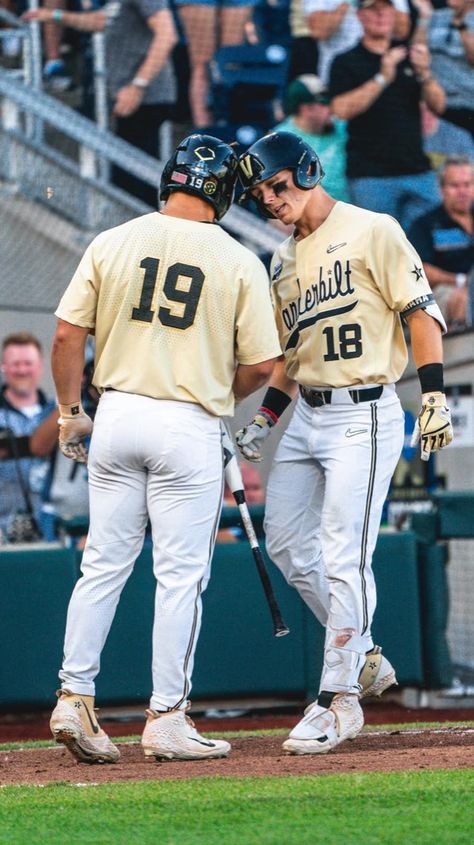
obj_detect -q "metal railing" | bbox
[0,67,282,252]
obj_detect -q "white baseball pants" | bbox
[59,390,223,711]
[264,385,404,695]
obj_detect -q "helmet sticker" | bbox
[239,155,254,180]
[194,147,216,161]
[204,180,217,195]
[171,170,188,184]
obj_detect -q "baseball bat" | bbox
[221,422,290,638]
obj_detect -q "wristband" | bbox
[258,387,293,426]
[373,73,388,89]
[132,77,149,89]
[455,273,467,288]
[52,9,64,22]
[59,401,84,417]
[417,363,444,394]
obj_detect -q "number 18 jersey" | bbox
[270,202,445,388]
[55,212,281,416]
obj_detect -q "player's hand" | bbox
[235,414,272,462]
[58,403,93,463]
[410,392,453,461]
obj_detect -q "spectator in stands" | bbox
[412,0,474,138]
[422,102,474,172]
[24,0,178,207]
[303,0,410,84]
[329,0,444,231]
[408,156,474,330]
[273,73,349,200]
[0,332,56,541]
[174,0,257,128]
[288,0,319,79]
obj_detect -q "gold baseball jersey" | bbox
[56,212,281,416]
[270,203,445,388]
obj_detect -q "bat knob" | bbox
[274,625,290,637]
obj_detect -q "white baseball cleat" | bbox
[282,693,364,755]
[50,689,120,764]
[359,646,397,699]
[141,707,231,761]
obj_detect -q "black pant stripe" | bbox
[359,403,378,635]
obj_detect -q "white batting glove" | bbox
[410,392,453,461]
[235,414,273,462]
[58,402,93,463]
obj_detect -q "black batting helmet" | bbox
[160,134,239,221]
[237,131,324,218]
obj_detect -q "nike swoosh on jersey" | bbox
[285,300,358,350]
[345,428,368,438]
[187,737,216,747]
[326,242,347,253]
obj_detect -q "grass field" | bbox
[1,752,473,845]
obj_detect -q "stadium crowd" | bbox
[0,2,473,547]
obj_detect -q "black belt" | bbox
[299,385,384,408]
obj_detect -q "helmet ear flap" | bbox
[293,151,324,190]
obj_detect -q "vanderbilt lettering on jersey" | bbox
[282,261,356,349]
[55,212,281,416]
[270,203,444,388]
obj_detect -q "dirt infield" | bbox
[1,726,474,786]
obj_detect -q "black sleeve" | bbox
[407,217,435,264]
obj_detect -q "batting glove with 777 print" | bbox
[235,413,274,462]
[58,402,94,463]
[411,392,453,461]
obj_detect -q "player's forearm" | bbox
[233,358,278,401]
[51,320,89,404]
[406,308,443,368]
[266,357,299,399]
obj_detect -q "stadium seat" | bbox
[209,43,289,128]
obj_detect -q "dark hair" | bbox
[2,332,43,354]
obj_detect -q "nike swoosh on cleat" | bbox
[187,737,216,747]
[81,701,100,734]
[326,242,347,253]
[345,428,368,438]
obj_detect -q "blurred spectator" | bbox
[0,332,56,542]
[217,461,264,542]
[408,156,474,330]
[24,0,178,206]
[303,0,410,84]
[287,0,319,78]
[422,102,474,171]
[413,0,474,138]
[273,73,349,199]
[175,0,257,128]
[41,0,73,92]
[329,0,444,231]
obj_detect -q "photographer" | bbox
[0,332,56,542]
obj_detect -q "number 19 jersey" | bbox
[55,212,281,416]
[270,202,445,388]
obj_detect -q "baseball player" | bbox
[48,133,281,764]
[235,131,453,754]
